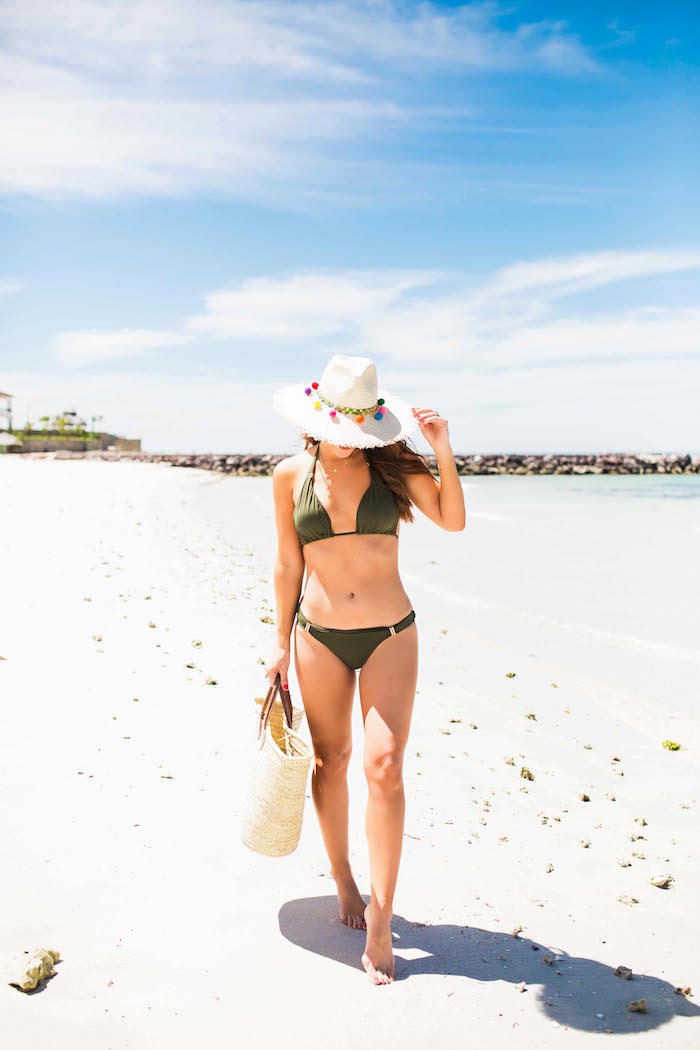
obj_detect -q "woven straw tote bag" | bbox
[240,673,314,858]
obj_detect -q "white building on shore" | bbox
[0,390,12,431]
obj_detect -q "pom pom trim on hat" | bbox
[272,384,418,449]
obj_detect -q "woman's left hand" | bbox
[411,406,450,452]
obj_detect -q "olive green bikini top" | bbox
[293,443,399,547]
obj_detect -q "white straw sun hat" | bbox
[272,354,419,449]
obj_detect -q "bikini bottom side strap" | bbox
[390,608,416,635]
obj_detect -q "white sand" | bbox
[0,457,698,1048]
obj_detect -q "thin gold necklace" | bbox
[317,445,360,474]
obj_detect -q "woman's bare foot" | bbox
[332,868,367,929]
[361,902,395,984]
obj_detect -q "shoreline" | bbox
[7,448,700,475]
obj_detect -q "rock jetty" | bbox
[18,450,700,475]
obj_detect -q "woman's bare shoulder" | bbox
[272,449,314,505]
[272,448,312,478]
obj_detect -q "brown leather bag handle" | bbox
[257,672,294,749]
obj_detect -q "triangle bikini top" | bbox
[293,443,399,547]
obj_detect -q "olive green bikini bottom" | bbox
[295,600,416,671]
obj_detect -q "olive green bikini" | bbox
[294,443,416,670]
[293,442,400,545]
[296,602,416,671]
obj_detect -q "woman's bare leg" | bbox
[294,622,367,929]
[358,622,418,984]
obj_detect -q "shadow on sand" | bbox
[279,896,699,1034]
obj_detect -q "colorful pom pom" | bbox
[329,409,336,417]
[377,398,385,406]
[356,414,364,423]
[304,387,312,395]
[311,381,319,389]
[314,400,321,409]
[379,406,386,415]
[374,411,383,420]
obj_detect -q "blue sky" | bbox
[1,0,699,453]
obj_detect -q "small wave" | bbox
[404,573,700,664]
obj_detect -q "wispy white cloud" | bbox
[2,0,601,82]
[471,305,700,371]
[185,270,445,340]
[52,328,195,364]
[287,4,601,74]
[51,250,700,370]
[177,249,700,368]
[0,0,371,86]
[0,0,603,202]
[0,56,405,202]
[479,250,700,299]
[603,18,637,50]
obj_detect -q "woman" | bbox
[267,354,465,985]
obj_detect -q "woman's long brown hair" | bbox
[300,433,436,524]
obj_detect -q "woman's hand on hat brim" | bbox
[411,406,450,452]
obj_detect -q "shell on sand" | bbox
[628,998,647,1013]
[650,873,673,888]
[7,947,60,992]
[614,965,633,979]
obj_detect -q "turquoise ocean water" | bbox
[400,472,700,733]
